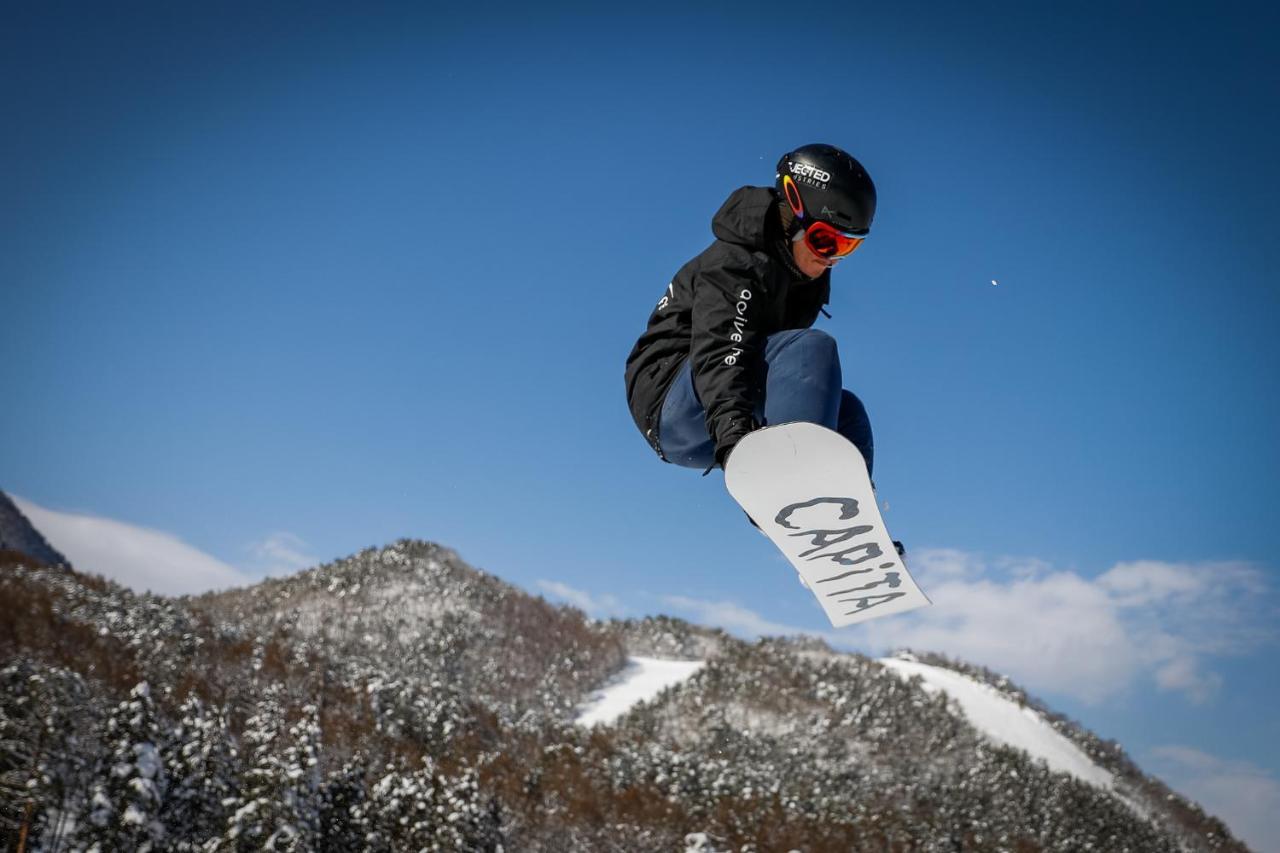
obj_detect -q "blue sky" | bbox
[3,2,1278,847]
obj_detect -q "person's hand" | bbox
[712,417,761,472]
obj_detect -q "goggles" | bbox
[781,174,866,259]
[800,220,865,259]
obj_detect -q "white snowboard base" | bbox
[724,422,931,628]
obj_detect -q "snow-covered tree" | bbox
[0,663,92,851]
[317,756,370,852]
[220,686,320,852]
[78,681,167,852]
[163,692,237,850]
[364,759,499,851]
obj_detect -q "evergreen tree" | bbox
[0,663,89,851]
[1,663,47,849]
[318,756,371,852]
[221,686,321,852]
[163,693,237,851]
[4,664,101,850]
[78,681,167,852]
[282,701,323,846]
[365,759,499,851]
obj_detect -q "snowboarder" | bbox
[624,143,879,478]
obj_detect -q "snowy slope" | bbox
[576,656,705,727]
[584,654,1114,787]
[879,656,1114,789]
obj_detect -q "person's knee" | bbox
[775,328,838,367]
[796,328,836,353]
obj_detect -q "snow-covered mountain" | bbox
[0,491,68,569]
[0,536,1249,851]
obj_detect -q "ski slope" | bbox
[578,655,1113,790]
[879,656,1114,789]
[576,656,705,727]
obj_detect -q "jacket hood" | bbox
[710,185,779,249]
[712,185,826,286]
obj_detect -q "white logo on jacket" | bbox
[725,288,753,366]
[656,282,674,312]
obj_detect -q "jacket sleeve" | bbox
[689,258,769,459]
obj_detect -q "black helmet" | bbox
[776,144,877,236]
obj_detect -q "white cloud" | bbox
[11,495,251,596]
[659,549,1276,708]
[1153,657,1222,704]
[1148,745,1280,853]
[537,580,626,618]
[661,595,810,639]
[247,532,319,577]
[858,567,1139,704]
[855,550,1275,706]
[1098,559,1209,606]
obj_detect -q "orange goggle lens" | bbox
[804,220,865,258]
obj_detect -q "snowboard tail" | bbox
[725,422,931,627]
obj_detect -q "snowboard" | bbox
[724,422,931,627]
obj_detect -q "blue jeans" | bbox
[658,328,874,472]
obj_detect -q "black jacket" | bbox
[624,185,830,462]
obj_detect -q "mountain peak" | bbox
[0,490,70,569]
